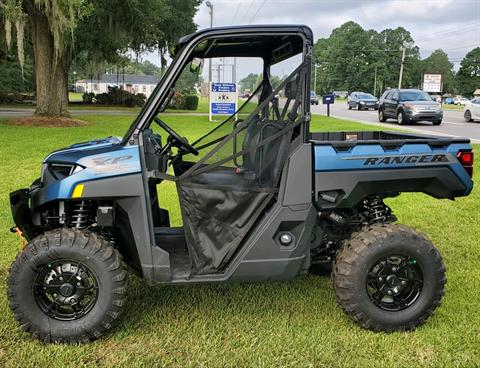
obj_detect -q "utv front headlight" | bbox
[41,163,84,183]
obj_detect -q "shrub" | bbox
[169,91,186,110]
[184,95,199,110]
[93,87,145,107]
[0,92,35,104]
[82,92,95,103]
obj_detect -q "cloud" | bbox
[143,0,479,73]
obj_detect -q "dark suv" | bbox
[378,88,443,125]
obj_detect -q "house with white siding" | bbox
[75,74,159,97]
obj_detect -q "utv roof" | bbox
[174,25,313,63]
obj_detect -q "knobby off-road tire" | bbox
[332,223,446,332]
[7,228,128,343]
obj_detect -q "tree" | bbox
[312,22,421,96]
[456,47,480,97]
[1,0,200,118]
[240,73,261,92]
[421,49,455,93]
[1,0,89,116]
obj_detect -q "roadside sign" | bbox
[322,94,335,104]
[422,74,442,93]
[323,94,334,117]
[210,82,237,121]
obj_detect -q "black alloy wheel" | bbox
[366,255,423,312]
[34,260,99,321]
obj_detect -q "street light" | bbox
[206,1,213,84]
[398,41,414,89]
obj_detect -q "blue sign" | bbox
[212,83,236,93]
[210,82,237,118]
[322,94,335,104]
[211,102,237,115]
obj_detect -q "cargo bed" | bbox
[310,131,473,209]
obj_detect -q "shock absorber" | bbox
[70,201,90,229]
[364,196,396,223]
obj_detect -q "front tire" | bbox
[7,229,128,343]
[332,224,445,332]
[378,109,387,122]
[433,119,442,126]
[397,110,408,125]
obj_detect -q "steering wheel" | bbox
[154,117,199,156]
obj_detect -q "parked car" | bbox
[464,97,480,122]
[378,88,443,125]
[333,90,348,98]
[347,92,378,110]
[455,97,470,106]
[443,97,455,104]
[310,91,319,105]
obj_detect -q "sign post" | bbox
[209,82,237,121]
[322,94,334,117]
[422,74,442,93]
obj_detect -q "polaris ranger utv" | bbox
[8,25,474,343]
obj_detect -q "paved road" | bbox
[311,103,480,143]
[2,104,479,143]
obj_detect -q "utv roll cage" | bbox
[123,25,314,145]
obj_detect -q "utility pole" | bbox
[314,64,318,93]
[206,1,213,84]
[398,41,413,89]
[374,66,377,97]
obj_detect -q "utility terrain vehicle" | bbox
[9,25,474,343]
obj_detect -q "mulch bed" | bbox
[6,116,89,127]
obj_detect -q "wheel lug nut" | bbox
[387,290,392,295]
[53,293,58,297]
[392,267,397,272]
[59,277,63,281]
[378,277,383,282]
[401,280,406,285]
[76,282,81,286]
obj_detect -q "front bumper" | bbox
[359,101,378,109]
[10,188,38,241]
[405,110,443,122]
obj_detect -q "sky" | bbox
[142,0,480,81]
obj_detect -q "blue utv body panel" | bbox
[41,137,141,202]
[313,142,473,195]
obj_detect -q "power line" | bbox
[231,1,242,24]
[414,21,479,41]
[248,0,268,24]
[240,0,256,24]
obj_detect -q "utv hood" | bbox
[44,137,124,165]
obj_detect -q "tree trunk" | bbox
[29,5,70,117]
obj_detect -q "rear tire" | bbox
[357,103,362,110]
[7,229,128,343]
[348,104,352,110]
[332,224,445,332]
[378,109,387,122]
[433,119,442,126]
[464,110,473,122]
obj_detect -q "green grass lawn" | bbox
[0,114,479,367]
[68,92,84,102]
[442,104,464,111]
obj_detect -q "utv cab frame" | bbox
[8,25,474,343]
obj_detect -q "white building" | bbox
[75,74,159,97]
